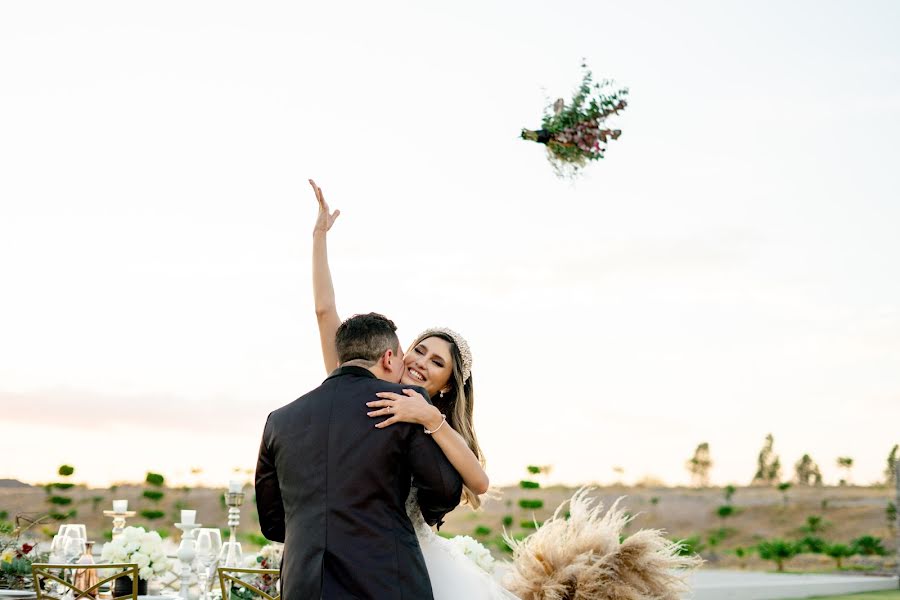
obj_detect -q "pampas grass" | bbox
[502,488,702,600]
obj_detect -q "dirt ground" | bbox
[3,482,897,570]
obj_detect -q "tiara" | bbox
[416,327,473,382]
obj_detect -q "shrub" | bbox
[850,535,886,556]
[519,481,540,489]
[58,465,75,477]
[757,539,799,572]
[140,510,165,520]
[518,499,544,510]
[49,496,72,506]
[145,473,165,487]
[716,505,736,519]
[799,536,827,554]
[825,543,854,568]
[520,521,539,529]
[801,515,827,534]
[143,491,165,502]
[474,525,491,537]
[676,535,704,556]
[502,515,513,528]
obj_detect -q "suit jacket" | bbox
[255,366,464,600]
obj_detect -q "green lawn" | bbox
[797,592,900,600]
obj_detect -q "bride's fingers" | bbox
[366,407,393,417]
[374,416,399,428]
[401,389,424,399]
[374,392,403,402]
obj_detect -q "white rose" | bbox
[139,566,153,581]
[132,552,151,570]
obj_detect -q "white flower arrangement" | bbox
[449,535,495,574]
[100,527,171,581]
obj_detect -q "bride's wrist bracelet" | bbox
[424,414,447,435]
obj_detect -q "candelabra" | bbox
[175,522,200,600]
[222,491,244,567]
[102,510,136,539]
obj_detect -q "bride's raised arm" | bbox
[310,179,342,374]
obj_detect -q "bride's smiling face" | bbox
[400,336,454,397]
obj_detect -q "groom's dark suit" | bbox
[255,366,463,600]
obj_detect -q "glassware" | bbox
[194,531,214,600]
[64,537,86,564]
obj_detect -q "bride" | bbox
[307,179,701,599]
[309,179,517,599]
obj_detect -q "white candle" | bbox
[112,500,128,513]
[181,510,196,525]
[228,480,243,493]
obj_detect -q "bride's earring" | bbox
[439,390,445,399]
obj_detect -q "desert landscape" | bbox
[3,477,896,574]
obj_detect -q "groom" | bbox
[255,312,463,599]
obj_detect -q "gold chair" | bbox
[217,567,280,600]
[31,563,139,600]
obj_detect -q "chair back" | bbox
[31,563,139,600]
[217,567,280,600]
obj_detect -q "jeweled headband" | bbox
[415,327,473,382]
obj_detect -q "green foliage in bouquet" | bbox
[521,63,628,178]
[1,535,48,589]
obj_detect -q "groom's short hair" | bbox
[335,312,401,365]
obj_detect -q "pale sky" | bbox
[1,1,899,490]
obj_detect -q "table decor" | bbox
[100,527,170,595]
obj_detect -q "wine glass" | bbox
[64,537,86,564]
[194,531,214,600]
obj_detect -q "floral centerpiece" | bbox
[521,63,629,178]
[1,537,46,590]
[229,544,282,600]
[100,526,170,593]
[449,535,495,574]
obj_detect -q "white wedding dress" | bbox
[407,490,519,600]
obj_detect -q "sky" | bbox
[1,1,899,490]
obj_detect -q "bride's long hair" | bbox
[409,331,485,510]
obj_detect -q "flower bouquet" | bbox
[228,544,282,600]
[99,526,170,593]
[521,63,628,178]
[1,538,46,590]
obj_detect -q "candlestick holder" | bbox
[221,491,244,567]
[102,510,136,539]
[175,522,201,600]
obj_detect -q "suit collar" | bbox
[325,365,377,382]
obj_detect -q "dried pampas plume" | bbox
[502,488,702,600]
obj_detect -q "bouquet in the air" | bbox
[521,63,628,177]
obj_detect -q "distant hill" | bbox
[0,479,31,488]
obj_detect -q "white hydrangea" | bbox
[99,526,171,581]
[448,535,495,574]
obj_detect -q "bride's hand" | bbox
[367,389,443,430]
[309,179,340,234]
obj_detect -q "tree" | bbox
[836,457,853,485]
[850,535,886,556]
[47,464,77,521]
[687,443,713,487]
[885,445,898,486]
[757,539,798,572]
[825,543,854,569]
[753,434,782,485]
[777,482,792,507]
[794,454,823,486]
[141,472,166,521]
[723,484,737,503]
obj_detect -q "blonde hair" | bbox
[410,331,485,509]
